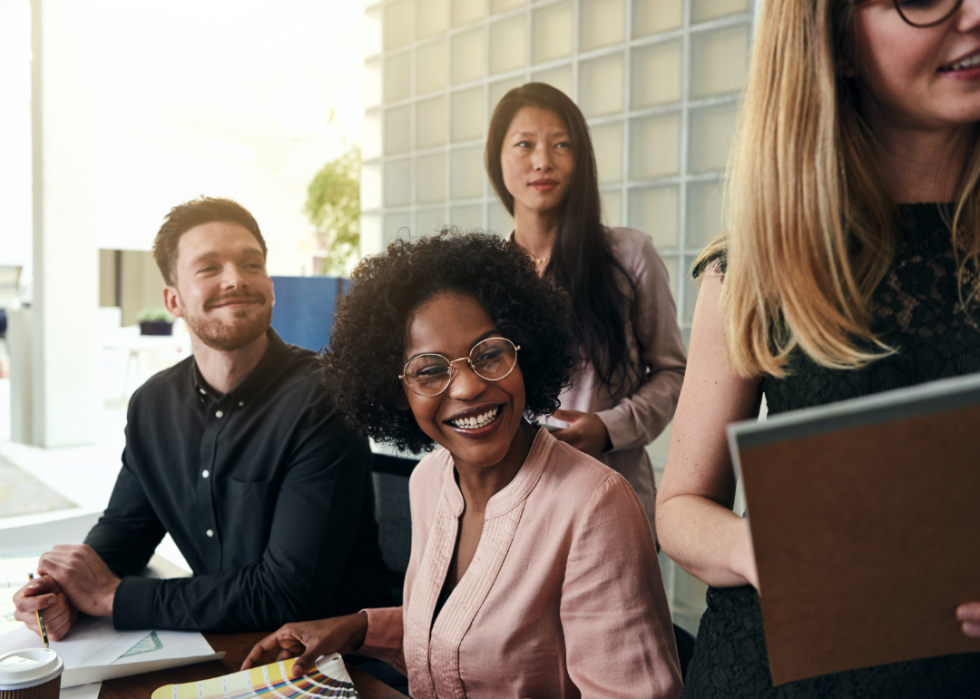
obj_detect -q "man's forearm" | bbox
[84,521,163,579]
[111,562,321,632]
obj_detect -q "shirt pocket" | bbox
[226,477,275,502]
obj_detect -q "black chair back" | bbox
[371,453,418,604]
[673,623,696,680]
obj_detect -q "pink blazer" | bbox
[510,227,687,527]
[358,428,682,699]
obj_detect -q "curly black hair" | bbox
[322,229,575,454]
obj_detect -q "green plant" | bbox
[305,147,361,276]
[137,307,173,323]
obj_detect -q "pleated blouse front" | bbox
[359,427,682,699]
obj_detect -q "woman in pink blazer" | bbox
[243,231,682,699]
[485,83,687,528]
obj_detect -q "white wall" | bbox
[4,0,370,445]
[30,0,100,447]
[0,0,33,282]
[87,0,367,275]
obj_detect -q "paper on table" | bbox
[0,616,223,688]
[0,512,102,640]
[60,682,102,699]
[150,653,359,699]
[1,616,145,668]
[729,373,980,685]
[0,555,41,638]
[0,512,222,687]
[64,648,224,689]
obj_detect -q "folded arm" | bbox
[84,451,168,579]
[596,235,687,453]
[118,416,369,631]
[80,405,372,632]
[14,453,163,639]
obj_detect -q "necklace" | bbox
[511,238,551,266]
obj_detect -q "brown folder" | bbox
[729,374,980,685]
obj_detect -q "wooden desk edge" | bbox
[98,632,408,699]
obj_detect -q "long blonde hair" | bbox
[698,0,980,378]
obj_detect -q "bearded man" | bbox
[13,197,390,635]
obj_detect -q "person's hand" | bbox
[241,613,369,678]
[550,409,611,457]
[956,602,980,638]
[12,575,79,642]
[36,545,120,618]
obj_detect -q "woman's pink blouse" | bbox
[511,227,687,526]
[358,427,682,699]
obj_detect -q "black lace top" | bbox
[682,204,980,698]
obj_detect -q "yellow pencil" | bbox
[27,573,49,648]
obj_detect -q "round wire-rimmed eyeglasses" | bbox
[399,337,521,397]
[890,0,963,28]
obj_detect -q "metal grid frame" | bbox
[362,0,754,353]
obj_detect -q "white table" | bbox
[100,327,191,400]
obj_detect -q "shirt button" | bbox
[238,401,244,407]
[202,470,210,479]
[199,388,206,395]
[215,410,224,418]
[206,529,214,538]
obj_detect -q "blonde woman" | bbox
[657,0,980,697]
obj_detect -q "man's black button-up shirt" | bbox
[85,328,390,632]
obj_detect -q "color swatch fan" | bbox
[151,653,359,698]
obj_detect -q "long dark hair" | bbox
[485,82,642,396]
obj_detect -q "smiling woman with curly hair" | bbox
[322,229,574,453]
[244,229,682,699]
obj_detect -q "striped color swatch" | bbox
[151,655,358,699]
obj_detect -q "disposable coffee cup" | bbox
[0,648,64,699]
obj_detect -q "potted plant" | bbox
[305,147,361,276]
[138,307,174,336]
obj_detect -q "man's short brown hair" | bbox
[153,197,267,285]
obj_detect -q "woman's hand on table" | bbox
[956,602,980,638]
[550,409,610,457]
[242,612,369,678]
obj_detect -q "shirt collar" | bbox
[190,328,291,404]
[442,426,555,519]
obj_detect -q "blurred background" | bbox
[0,0,756,635]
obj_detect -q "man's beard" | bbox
[182,293,272,351]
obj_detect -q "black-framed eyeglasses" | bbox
[399,337,521,397]
[892,0,962,28]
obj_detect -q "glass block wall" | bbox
[361,0,756,634]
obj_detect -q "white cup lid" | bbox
[0,648,64,689]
